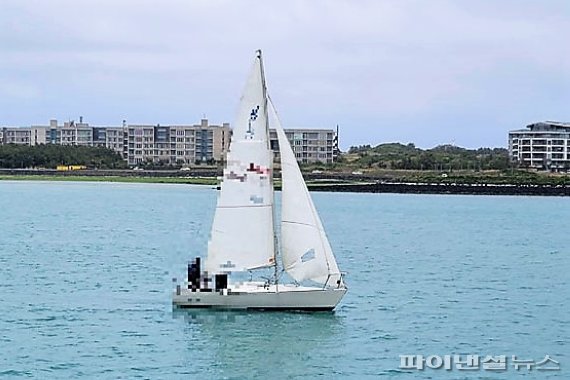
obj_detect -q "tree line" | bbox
[0,142,514,172]
[0,144,127,169]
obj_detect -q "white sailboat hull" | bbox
[173,282,347,311]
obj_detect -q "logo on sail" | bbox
[301,248,316,263]
[247,105,260,135]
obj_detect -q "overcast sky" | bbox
[1,0,568,149]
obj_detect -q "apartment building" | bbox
[2,126,46,146]
[59,121,94,146]
[2,127,32,145]
[509,121,570,171]
[127,119,230,166]
[269,127,339,164]
[102,127,127,158]
[1,119,337,165]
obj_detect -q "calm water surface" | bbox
[0,181,568,379]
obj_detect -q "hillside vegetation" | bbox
[340,143,510,171]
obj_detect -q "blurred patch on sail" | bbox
[301,249,316,263]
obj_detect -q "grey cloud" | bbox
[0,0,568,149]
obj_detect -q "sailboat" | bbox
[172,50,347,311]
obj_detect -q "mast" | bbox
[258,50,280,290]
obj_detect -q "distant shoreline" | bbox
[1,170,569,196]
[307,182,570,196]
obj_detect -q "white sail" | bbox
[269,100,342,288]
[206,51,276,273]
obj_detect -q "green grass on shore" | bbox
[0,175,218,185]
[0,174,365,189]
[2,169,568,187]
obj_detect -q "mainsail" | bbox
[269,100,342,288]
[206,51,276,273]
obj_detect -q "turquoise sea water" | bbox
[0,181,568,379]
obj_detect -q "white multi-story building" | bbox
[2,126,48,146]
[269,127,339,164]
[509,121,570,171]
[127,119,230,166]
[59,121,93,146]
[100,127,127,158]
[2,127,32,145]
[2,118,338,165]
[1,118,230,166]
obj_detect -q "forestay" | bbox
[206,51,276,273]
[269,100,342,288]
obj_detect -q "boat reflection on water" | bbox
[172,308,345,377]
